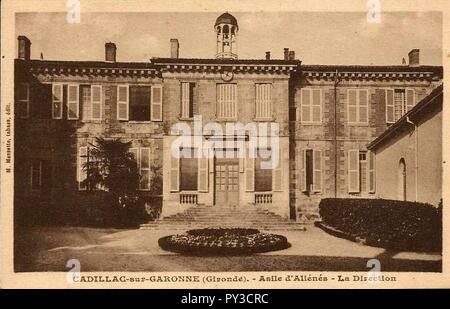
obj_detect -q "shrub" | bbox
[159,228,290,255]
[318,198,442,252]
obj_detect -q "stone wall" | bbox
[290,74,440,220]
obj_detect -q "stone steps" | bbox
[140,222,306,231]
[140,205,306,231]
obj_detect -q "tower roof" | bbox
[215,12,238,28]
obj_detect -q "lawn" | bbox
[14,226,442,272]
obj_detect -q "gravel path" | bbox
[14,226,442,272]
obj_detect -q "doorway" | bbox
[214,158,239,206]
[398,158,406,201]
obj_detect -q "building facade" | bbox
[14,13,443,225]
[367,85,443,206]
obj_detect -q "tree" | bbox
[82,137,141,226]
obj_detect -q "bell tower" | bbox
[215,12,238,59]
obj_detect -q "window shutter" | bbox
[255,83,271,119]
[130,148,138,167]
[198,148,209,192]
[78,146,87,191]
[312,89,322,123]
[170,149,180,192]
[348,149,360,193]
[368,150,376,193]
[17,83,30,119]
[181,82,190,119]
[67,84,79,120]
[300,149,307,192]
[31,160,43,190]
[117,85,129,120]
[347,89,357,123]
[245,148,255,192]
[359,89,368,123]
[385,89,395,123]
[217,84,237,119]
[301,88,311,123]
[139,148,151,191]
[91,85,102,120]
[313,150,322,192]
[255,84,261,119]
[52,83,63,119]
[272,148,282,191]
[151,84,163,121]
[406,88,415,112]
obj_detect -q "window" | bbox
[31,160,51,190]
[255,83,272,119]
[117,84,163,121]
[80,85,91,121]
[359,151,368,192]
[217,83,237,119]
[129,147,151,191]
[52,83,63,119]
[50,83,82,120]
[33,83,52,119]
[129,86,151,121]
[91,85,102,120]
[139,148,151,190]
[347,89,369,124]
[348,149,375,193]
[386,88,415,124]
[255,149,272,192]
[301,149,322,193]
[17,83,30,119]
[31,160,42,190]
[67,84,80,120]
[300,88,322,124]
[181,82,196,119]
[180,148,198,191]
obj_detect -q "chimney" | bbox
[17,36,31,60]
[289,50,295,60]
[283,48,289,60]
[408,49,420,66]
[170,39,179,59]
[265,51,271,60]
[105,42,117,62]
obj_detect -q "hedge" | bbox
[318,198,442,252]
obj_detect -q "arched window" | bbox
[223,25,229,34]
[398,158,406,201]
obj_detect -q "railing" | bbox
[180,193,198,204]
[254,193,273,204]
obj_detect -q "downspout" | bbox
[406,116,418,201]
[333,70,341,198]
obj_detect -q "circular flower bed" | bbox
[158,228,290,255]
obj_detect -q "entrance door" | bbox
[215,158,239,206]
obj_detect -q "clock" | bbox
[221,70,234,82]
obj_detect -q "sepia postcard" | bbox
[1,0,449,290]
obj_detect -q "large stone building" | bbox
[14,13,443,225]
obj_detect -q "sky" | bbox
[16,11,442,65]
